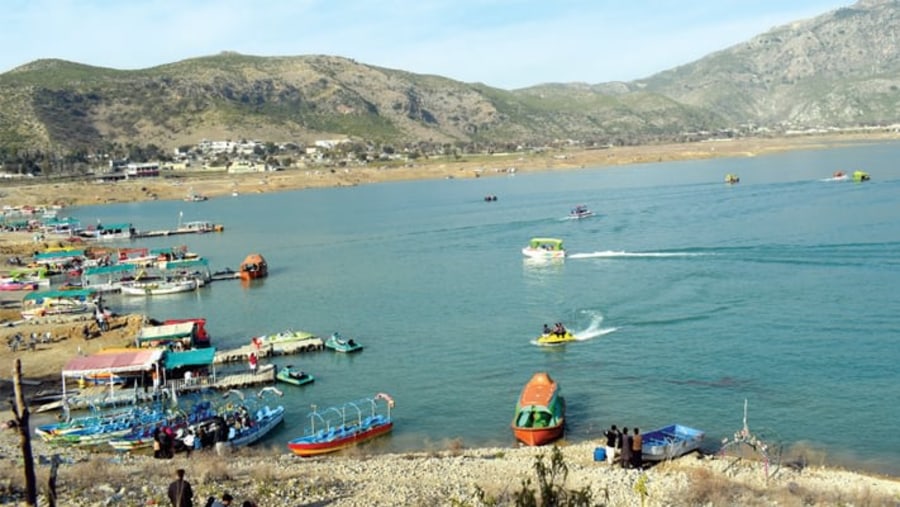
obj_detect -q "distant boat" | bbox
[512,372,565,446]
[725,174,740,184]
[287,393,395,457]
[853,170,870,182]
[276,365,315,387]
[184,188,209,202]
[568,205,593,219]
[324,332,363,353]
[484,195,498,202]
[522,238,565,260]
[120,278,199,296]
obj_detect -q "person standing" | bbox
[603,424,619,466]
[167,468,193,507]
[631,427,643,470]
[620,426,632,469]
[248,352,258,374]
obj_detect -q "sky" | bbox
[2,0,852,90]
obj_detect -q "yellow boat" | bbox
[536,332,577,346]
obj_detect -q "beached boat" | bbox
[120,278,199,296]
[0,279,39,291]
[287,393,395,457]
[21,288,95,320]
[239,253,268,280]
[229,404,285,447]
[276,365,315,386]
[522,238,566,260]
[184,188,208,202]
[640,424,705,461]
[324,332,363,353]
[512,372,565,446]
[568,205,593,219]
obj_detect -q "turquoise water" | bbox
[73,142,900,474]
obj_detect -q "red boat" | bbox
[239,253,268,281]
[512,372,565,446]
[288,393,394,457]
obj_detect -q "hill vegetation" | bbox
[2,1,899,167]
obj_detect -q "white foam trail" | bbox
[568,251,708,259]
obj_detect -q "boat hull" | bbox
[276,368,315,386]
[641,424,705,461]
[288,420,393,457]
[121,279,198,296]
[512,372,565,446]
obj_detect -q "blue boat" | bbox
[641,424,705,461]
[324,332,363,353]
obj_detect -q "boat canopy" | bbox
[34,249,86,261]
[528,238,564,250]
[241,253,267,267]
[136,322,196,345]
[164,348,216,369]
[83,264,135,276]
[62,348,164,377]
[161,258,208,270]
[23,289,95,301]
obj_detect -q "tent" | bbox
[61,348,164,398]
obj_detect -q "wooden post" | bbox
[11,359,38,506]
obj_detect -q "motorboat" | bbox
[276,365,315,387]
[568,205,593,219]
[484,195,498,202]
[512,372,565,446]
[853,170,870,182]
[536,330,577,346]
[725,174,740,184]
[324,332,363,353]
[522,238,565,260]
[288,393,395,457]
[641,424,705,461]
[120,278,199,296]
[239,253,268,280]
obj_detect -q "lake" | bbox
[72,141,900,474]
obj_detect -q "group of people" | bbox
[542,322,568,337]
[603,424,643,470]
[168,468,257,507]
[6,331,51,352]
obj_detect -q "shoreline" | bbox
[0,132,896,210]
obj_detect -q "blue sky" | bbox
[3,0,851,89]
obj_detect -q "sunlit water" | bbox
[65,141,900,474]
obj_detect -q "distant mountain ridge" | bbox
[1,1,898,152]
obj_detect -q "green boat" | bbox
[276,365,315,387]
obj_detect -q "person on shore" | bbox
[631,427,643,470]
[82,324,90,341]
[603,424,619,466]
[620,426,632,469]
[167,468,193,507]
[210,492,233,507]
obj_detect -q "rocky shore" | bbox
[0,432,898,506]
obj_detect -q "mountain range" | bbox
[2,0,898,153]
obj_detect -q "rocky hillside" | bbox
[2,1,899,152]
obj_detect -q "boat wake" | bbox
[820,176,849,182]
[567,251,710,259]
[530,311,617,346]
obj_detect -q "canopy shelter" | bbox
[60,348,165,398]
[136,322,199,349]
[23,288,95,303]
[33,249,86,264]
[527,238,564,251]
[164,348,216,370]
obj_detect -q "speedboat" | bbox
[512,372,565,446]
[536,331,577,346]
[568,205,593,219]
[725,173,740,184]
[522,238,565,260]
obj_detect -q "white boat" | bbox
[120,278,199,296]
[568,205,594,219]
[79,222,136,241]
[522,237,566,260]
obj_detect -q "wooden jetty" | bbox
[214,337,325,364]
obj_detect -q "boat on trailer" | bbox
[641,423,705,461]
[287,393,395,457]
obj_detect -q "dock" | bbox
[214,337,325,364]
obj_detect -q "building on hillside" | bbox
[124,163,160,178]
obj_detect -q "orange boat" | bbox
[512,372,565,446]
[239,253,268,280]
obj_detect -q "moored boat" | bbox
[120,278,199,296]
[276,365,315,386]
[251,329,320,349]
[21,289,95,320]
[239,253,268,280]
[324,332,363,353]
[640,424,705,461]
[522,237,566,260]
[512,372,565,446]
[287,393,395,457]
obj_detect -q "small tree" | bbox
[11,359,38,506]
